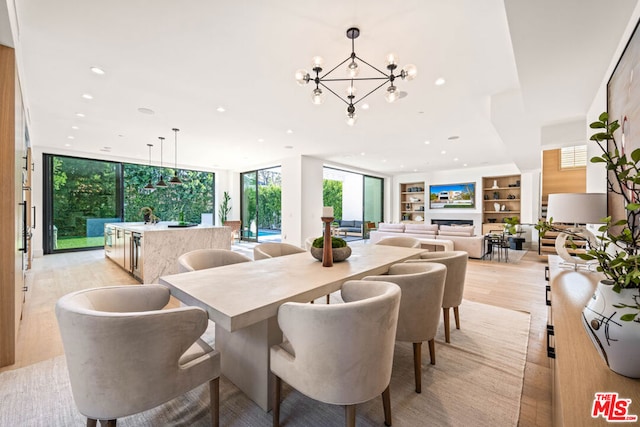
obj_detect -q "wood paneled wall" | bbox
[0,45,16,367]
[542,149,586,202]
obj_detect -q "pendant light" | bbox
[156,137,168,187]
[169,128,183,185]
[143,143,155,192]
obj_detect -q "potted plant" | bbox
[140,206,159,224]
[218,191,231,224]
[537,112,640,378]
[310,236,352,262]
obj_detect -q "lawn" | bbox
[56,236,104,250]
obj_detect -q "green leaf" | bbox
[626,203,640,211]
[620,313,638,322]
[590,156,606,163]
[599,112,609,122]
[590,121,606,129]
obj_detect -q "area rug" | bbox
[0,300,530,427]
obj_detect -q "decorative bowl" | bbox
[310,246,352,262]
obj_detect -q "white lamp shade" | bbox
[546,193,606,224]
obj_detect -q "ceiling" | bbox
[7,0,639,175]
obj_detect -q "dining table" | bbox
[159,243,427,411]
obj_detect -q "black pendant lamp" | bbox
[169,128,183,185]
[143,143,155,192]
[156,136,168,188]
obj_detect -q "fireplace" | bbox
[431,219,474,226]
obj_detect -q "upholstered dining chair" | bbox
[177,248,252,272]
[55,284,220,427]
[376,236,422,248]
[406,250,468,343]
[253,242,306,260]
[270,280,401,427]
[362,262,446,393]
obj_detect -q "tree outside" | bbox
[323,179,343,221]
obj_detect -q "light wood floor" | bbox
[1,244,552,426]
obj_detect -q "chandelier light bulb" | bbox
[347,60,359,78]
[401,64,418,81]
[385,85,399,103]
[385,53,398,67]
[346,112,357,126]
[311,88,324,105]
[311,56,324,69]
[346,85,357,97]
[295,69,310,86]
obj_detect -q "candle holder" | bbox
[321,216,334,267]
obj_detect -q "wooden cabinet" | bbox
[400,182,425,223]
[482,175,521,227]
[547,256,640,426]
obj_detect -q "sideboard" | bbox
[546,256,640,426]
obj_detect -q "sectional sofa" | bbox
[369,223,485,258]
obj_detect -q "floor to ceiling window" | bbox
[43,154,214,253]
[240,167,281,242]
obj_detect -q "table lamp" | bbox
[545,193,606,270]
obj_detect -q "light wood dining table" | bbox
[159,244,427,411]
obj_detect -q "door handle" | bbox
[546,324,555,359]
[32,205,36,229]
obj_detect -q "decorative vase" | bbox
[310,246,352,262]
[494,202,500,212]
[582,281,640,378]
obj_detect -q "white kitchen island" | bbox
[104,222,231,284]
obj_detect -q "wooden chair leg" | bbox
[210,377,219,427]
[454,306,460,330]
[87,419,97,427]
[326,294,330,304]
[428,338,436,365]
[99,421,116,427]
[443,307,451,343]
[345,404,356,427]
[273,374,281,427]
[382,385,392,426]
[413,342,422,393]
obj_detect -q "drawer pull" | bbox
[546,285,551,306]
[544,265,549,281]
[546,324,555,359]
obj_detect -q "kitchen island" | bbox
[104,222,231,284]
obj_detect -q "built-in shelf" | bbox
[400,182,425,223]
[482,175,521,229]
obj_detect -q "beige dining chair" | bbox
[55,284,220,427]
[407,250,468,343]
[253,242,306,260]
[177,248,252,272]
[270,280,401,427]
[363,262,446,393]
[376,236,422,248]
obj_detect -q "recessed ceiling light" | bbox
[441,150,446,154]
[424,140,430,145]
[284,145,294,149]
[67,136,75,140]
[64,143,71,147]
[463,163,468,167]
[137,107,155,115]
[382,159,387,163]
[82,93,93,100]
[413,168,418,172]
[99,146,112,152]
[90,66,105,75]
[448,135,460,141]
[258,138,264,143]
[400,164,405,168]
[435,77,446,86]
[216,106,226,113]
[71,126,79,130]
[453,158,459,162]
[75,113,85,117]
[286,129,293,134]
[361,103,370,110]
[360,152,365,156]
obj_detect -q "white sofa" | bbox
[370,223,485,259]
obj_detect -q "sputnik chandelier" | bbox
[295,27,417,125]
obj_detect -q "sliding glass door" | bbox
[241,167,282,242]
[43,155,120,252]
[363,175,384,237]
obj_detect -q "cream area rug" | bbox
[0,300,530,427]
